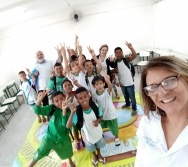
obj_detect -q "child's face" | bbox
[54,65,63,77]
[84,61,94,72]
[76,91,90,108]
[19,73,27,81]
[93,80,105,92]
[63,81,73,93]
[52,94,65,109]
[70,61,80,73]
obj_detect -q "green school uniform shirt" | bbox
[34,104,70,143]
[47,76,66,92]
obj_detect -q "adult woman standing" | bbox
[135,56,188,167]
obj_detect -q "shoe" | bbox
[121,104,130,109]
[114,138,120,146]
[131,110,137,116]
[92,159,98,167]
[98,157,107,164]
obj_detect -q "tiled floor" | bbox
[0,73,141,167]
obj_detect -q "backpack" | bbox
[48,104,74,141]
[48,76,57,96]
[76,100,99,130]
[122,58,135,78]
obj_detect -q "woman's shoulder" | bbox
[141,111,161,124]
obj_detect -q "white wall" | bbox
[153,0,188,54]
[0,0,153,87]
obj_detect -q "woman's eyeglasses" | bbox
[143,75,180,96]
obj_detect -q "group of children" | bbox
[18,38,137,167]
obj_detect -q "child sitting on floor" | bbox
[66,87,107,167]
[92,75,120,146]
[28,91,75,167]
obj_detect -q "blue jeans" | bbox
[120,84,137,110]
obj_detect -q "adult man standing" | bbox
[34,48,63,122]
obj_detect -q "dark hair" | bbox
[62,79,72,87]
[18,71,25,75]
[75,87,88,94]
[70,55,78,62]
[114,47,122,53]
[54,62,62,68]
[83,59,92,67]
[92,76,105,85]
[50,91,65,102]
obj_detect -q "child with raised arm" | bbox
[92,75,120,146]
[19,70,44,123]
[61,43,88,91]
[79,46,102,94]
[66,87,107,167]
[62,79,81,150]
[28,91,75,167]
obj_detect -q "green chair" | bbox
[0,91,19,112]
[0,105,13,123]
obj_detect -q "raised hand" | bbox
[125,41,133,49]
[104,74,110,82]
[37,90,50,101]
[70,104,77,114]
[109,54,115,62]
[50,70,55,78]
[87,46,96,59]
[60,43,66,55]
[55,45,61,54]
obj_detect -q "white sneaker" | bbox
[115,138,120,146]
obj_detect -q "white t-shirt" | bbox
[20,80,37,105]
[92,89,117,120]
[99,58,107,77]
[135,112,188,167]
[81,108,103,144]
[117,60,133,86]
[67,71,88,91]
[34,60,56,90]
[87,75,96,93]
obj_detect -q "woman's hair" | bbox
[99,44,108,52]
[140,56,188,117]
[50,91,65,102]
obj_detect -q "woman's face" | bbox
[100,47,108,57]
[63,81,73,93]
[146,68,188,116]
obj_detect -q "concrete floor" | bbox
[0,73,141,167]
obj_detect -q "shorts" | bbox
[33,136,73,161]
[85,137,106,152]
[100,118,118,137]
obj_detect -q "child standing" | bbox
[28,91,75,167]
[62,79,81,150]
[18,71,44,123]
[92,75,120,146]
[47,62,67,93]
[66,87,107,167]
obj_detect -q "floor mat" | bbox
[13,94,143,167]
